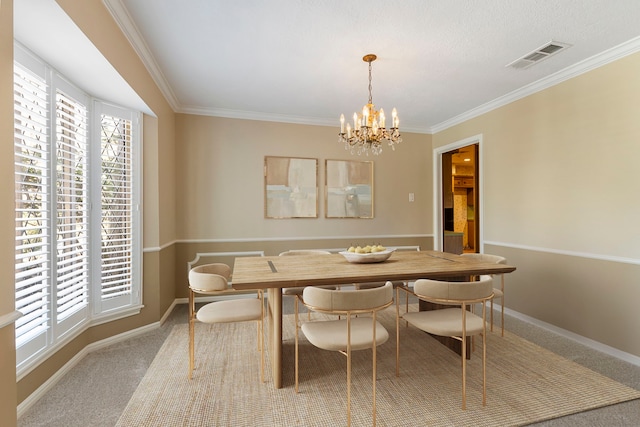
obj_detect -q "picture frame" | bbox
[325,159,374,218]
[264,156,318,218]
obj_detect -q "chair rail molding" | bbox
[483,241,640,265]
[188,251,265,270]
[0,310,22,329]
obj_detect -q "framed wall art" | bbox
[264,156,318,218]
[325,159,373,218]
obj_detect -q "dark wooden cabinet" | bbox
[443,231,463,254]
[453,175,474,188]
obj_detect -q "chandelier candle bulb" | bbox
[338,54,402,156]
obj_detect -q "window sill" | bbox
[90,304,144,327]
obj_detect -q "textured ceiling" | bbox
[107,0,640,133]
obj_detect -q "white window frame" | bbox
[52,74,91,343]
[14,43,143,376]
[90,101,143,322]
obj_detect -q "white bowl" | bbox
[339,249,395,264]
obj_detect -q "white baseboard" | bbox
[501,304,640,367]
[18,345,89,418]
[17,302,175,418]
[159,300,177,325]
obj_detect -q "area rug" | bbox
[116,307,640,426]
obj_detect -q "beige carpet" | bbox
[116,307,640,426]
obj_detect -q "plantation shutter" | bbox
[14,44,142,371]
[96,105,138,312]
[55,89,89,328]
[14,63,51,358]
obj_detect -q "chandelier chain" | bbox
[368,60,373,105]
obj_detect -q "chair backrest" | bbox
[460,253,506,265]
[279,250,332,256]
[189,263,232,292]
[413,275,493,303]
[303,282,393,313]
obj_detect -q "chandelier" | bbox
[339,54,401,156]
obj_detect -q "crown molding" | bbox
[178,106,431,134]
[178,106,338,127]
[103,0,181,112]
[429,35,640,134]
[104,1,640,136]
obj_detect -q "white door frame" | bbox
[432,134,484,253]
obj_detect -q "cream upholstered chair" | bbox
[397,275,493,409]
[460,253,507,336]
[188,263,264,382]
[295,282,393,427]
[354,281,407,324]
[279,250,337,319]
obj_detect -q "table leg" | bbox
[267,287,283,388]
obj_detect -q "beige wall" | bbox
[485,244,640,355]
[173,115,434,299]
[175,115,432,240]
[434,52,640,356]
[1,0,18,424]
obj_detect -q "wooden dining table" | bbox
[231,249,516,388]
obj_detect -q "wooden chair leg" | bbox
[346,315,352,427]
[294,295,300,393]
[372,313,378,427]
[490,298,494,332]
[188,290,195,379]
[501,274,505,337]
[404,282,409,318]
[189,318,195,379]
[395,287,400,377]
[259,290,265,383]
[461,329,467,409]
[482,302,487,405]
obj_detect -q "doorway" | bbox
[433,135,482,254]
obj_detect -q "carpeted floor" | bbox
[18,302,640,427]
[115,306,640,426]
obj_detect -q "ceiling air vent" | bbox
[506,41,571,70]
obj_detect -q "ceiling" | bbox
[103,1,640,133]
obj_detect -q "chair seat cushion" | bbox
[492,288,503,298]
[197,298,262,323]
[301,317,389,351]
[403,308,486,336]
